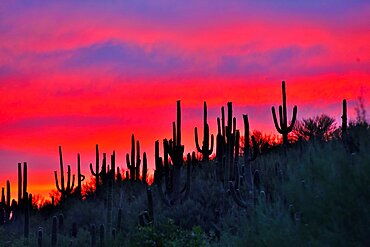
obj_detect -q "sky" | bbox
[0,0,369,199]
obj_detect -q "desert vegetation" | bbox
[0,81,369,246]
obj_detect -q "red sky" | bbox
[0,1,369,199]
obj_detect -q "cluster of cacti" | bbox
[215,102,239,183]
[0,180,11,224]
[126,134,147,183]
[0,162,28,225]
[90,145,119,193]
[271,80,298,145]
[195,101,214,161]
[154,100,191,206]
[2,80,368,246]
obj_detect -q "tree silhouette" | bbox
[294,114,336,142]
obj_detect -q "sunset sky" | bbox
[0,1,369,199]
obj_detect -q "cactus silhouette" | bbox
[108,151,116,181]
[271,81,297,145]
[51,216,57,247]
[225,102,237,182]
[126,134,141,181]
[242,114,258,190]
[342,99,347,134]
[17,162,28,207]
[54,146,75,200]
[154,100,190,205]
[90,145,103,193]
[195,101,214,161]
[142,152,148,184]
[76,153,85,198]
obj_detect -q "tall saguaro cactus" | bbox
[342,99,347,134]
[167,100,185,196]
[126,134,141,181]
[195,101,214,161]
[54,146,75,200]
[271,81,297,145]
[18,162,28,206]
[76,154,85,198]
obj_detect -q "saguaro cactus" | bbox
[242,114,258,189]
[225,102,237,181]
[142,152,148,184]
[167,100,185,195]
[342,99,347,134]
[126,134,141,181]
[154,100,190,205]
[18,162,28,206]
[5,180,10,222]
[90,145,103,193]
[195,101,214,161]
[76,153,85,198]
[271,81,297,145]
[54,146,75,200]
[109,151,116,181]
[1,180,12,223]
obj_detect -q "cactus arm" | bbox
[126,153,131,169]
[272,106,283,133]
[58,146,65,191]
[89,163,97,176]
[279,105,284,129]
[194,127,202,153]
[136,140,141,180]
[287,105,298,132]
[70,174,75,192]
[209,134,214,154]
[54,171,62,192]
[66,165,71,191]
